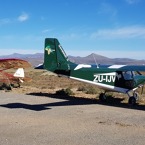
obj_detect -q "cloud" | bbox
[0,13,29,26]
[98,2,117,17]
[60,33,82,40]
[125,0,140,4]
[17,12,29,22]
[91,26,145,39]
[0,12,29,25]
[42,29,53,33]
[0,18,12,25]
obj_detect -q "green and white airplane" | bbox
[43,38,145,105]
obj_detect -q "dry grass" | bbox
[4,68,145,105]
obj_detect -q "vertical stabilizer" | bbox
[44,38,70,72]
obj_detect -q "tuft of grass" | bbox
[85,86,97,94]
[78,85,97,94]
[56,88,75,96]
[77,86,88,92]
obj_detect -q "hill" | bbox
[0,52,145,66]
[68,53,145,65]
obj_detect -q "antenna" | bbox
[93,53,99,68]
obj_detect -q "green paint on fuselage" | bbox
[43,38,145,94]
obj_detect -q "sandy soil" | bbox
[0,91,145,145]
[11,68,145,105]
[0,68,145,145]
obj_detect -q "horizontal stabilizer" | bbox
[13,68,24,78]
[35,64,44,69]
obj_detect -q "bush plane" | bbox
[0,58,31,90]
[43,38,145,105]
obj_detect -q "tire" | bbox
[128,97,136,105]
[99,93,107,102]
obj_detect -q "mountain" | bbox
[68,53,145,65]
[0,53,43,59]
[68,53,111,64]
[0,53,145,66]
[0,53,44,66]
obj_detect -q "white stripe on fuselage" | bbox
[70,76,128,93]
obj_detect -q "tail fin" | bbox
[13,68,24,78]
[44,38,70,73]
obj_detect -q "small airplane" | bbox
[0,58,31,90]
[42,38,145,105]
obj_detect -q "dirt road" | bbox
[0,91,145,145]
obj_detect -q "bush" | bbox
[78,85,97,94]
[56,88,75,96]
[77,86,88,92]
[85,86,97,94]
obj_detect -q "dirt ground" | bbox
[11,68,145,105]
[0,68,145,145]
[0,91,145,145]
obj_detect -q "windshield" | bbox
[123,71,133,80]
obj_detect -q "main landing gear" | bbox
[128,92,138,106]
[99,93,107,102]
[99,91,138,106]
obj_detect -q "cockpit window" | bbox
[123,71,133,80]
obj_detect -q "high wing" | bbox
[107,65,145,72]
[0,58,31,70]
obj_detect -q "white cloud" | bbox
[98,2,117,17]
[17,12,29,22]
[42,29,53,33]
[0,12,29,25]
[125,0,140,4]
[60,33,81,40]
[91,26,145,39]
[0,18,11,25]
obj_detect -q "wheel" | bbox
[99,93,107,102]
[128,97,136,105]
[133,92,138,100]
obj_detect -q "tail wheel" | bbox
[128,96,136,105]
[99,93,107,102]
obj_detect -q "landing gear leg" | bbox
[128,92,138,105]
[99,93,107,102]
[128,97,136,105]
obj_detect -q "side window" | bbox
[123,71,133,80]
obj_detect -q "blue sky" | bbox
[0,0,145,59]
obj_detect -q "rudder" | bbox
[44,38,70,72]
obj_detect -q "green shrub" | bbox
[78,85,97,94]
[77,86,88,92]
[86,86,97,94]
[56,88,75,96]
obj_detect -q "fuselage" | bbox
[55,63,145,94]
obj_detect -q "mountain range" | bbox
[0,53,145,67]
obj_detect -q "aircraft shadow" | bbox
[0,93,97,111]
[0,92,145,111]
